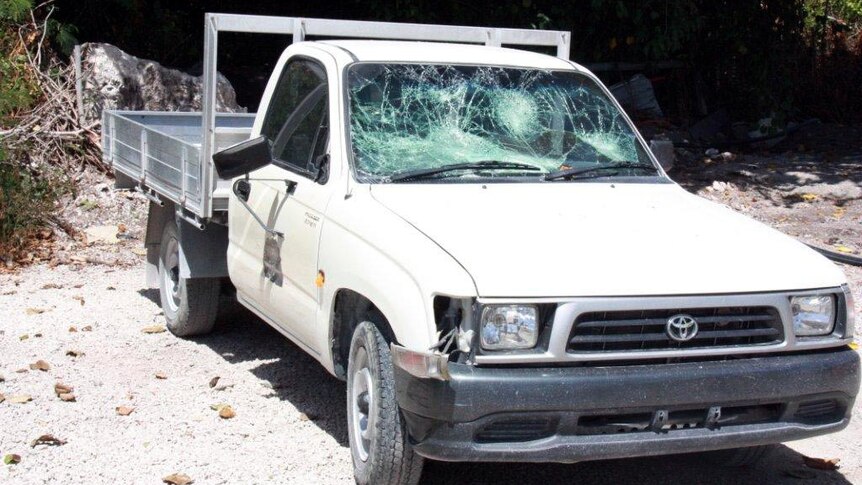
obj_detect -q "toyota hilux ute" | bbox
[100,14,860,484]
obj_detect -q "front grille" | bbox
[568,306,783,353]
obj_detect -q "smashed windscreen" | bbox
[346,63,652,182]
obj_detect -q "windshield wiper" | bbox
[544,162,658,181]
[388,160,542,182]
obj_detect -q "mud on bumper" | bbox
[393,348,860,462]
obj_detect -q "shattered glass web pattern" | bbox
[347,64,649,180]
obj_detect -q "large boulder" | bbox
[80,43,245,123]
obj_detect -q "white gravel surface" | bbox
[1,262,860,484]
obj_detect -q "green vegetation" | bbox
[0,0,73,252]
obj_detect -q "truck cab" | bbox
[101,14,859,485]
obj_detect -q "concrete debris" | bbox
[79,43,245,123]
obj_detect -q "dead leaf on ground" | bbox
[116,406,135,416]
[72,295,85,305]
[218,405,236,419]
[30,435,66,447]
[9,394,32,404]
[29,360,50,371]
[3,454,21,465]
[209,376,220,388]
[68,326,78,332]
[0,393,5,403]
[142,325,166,334]
[25,307,47,315]
[155,372,168,380]
[59,393,76,402]
[162,472,194,485]
[19,334,29,341]
[41,283,63,290]
[34,333,42,338]
[82,325,93,332]
[802,455,840,470]
[835,245,855,254]
[65,350,85,358]
[54,383,73,396]
[15,368,28,373]
[131,247,147,256]
[801,193,818,202]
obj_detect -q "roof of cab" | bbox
[315,40,581,71]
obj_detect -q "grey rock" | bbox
[80,43,245,123]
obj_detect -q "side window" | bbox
[261,59,329,175]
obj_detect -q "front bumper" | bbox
[393,347,860,463]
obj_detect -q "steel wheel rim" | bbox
[350,347,374,462]
[162,236,181,313]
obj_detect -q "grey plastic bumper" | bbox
[393,348,860,463]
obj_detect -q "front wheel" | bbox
[158,221,220,337]
[347,321,424,485]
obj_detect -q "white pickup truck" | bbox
[102,14,859,484]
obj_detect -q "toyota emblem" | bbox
[666,314,699,342]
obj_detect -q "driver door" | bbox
[228,55,333,352]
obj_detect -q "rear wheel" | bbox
[158,221,220,337]
[347,321,424,485]
[704,445,772,467]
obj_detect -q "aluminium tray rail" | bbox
[102,13,572,225]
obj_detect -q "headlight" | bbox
[791,295,835,336]
[480,304,539,350]
[842,284,856,338]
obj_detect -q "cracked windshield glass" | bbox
[347,63,653,182]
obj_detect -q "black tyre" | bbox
[704,445,772,467]
[347,321,424,485]
[158,221,220,337]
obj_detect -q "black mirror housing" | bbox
[212,136,272,179]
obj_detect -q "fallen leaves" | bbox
[30,435,66,447]
[72,295,85,305]
[142,325,166,334]
[803,455,840,470]
[116,406,135,416]
[208,376,220,388]
[835,245,855,254]
[0,393,4,403]
[8,394,32,404]
[66,349,85,358]
[68,326,77,332]
[210,403,236,419]
[801,193,818,202]
[29,360,50,372]
[155,372,168,380]
[82,325,93,332]
[3,454,21,465]
[25,307,47,315]
[19,334,28,341]
[54,383,76,402]
[162,473,194,485]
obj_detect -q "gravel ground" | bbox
[0,263,859,484]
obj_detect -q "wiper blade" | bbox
[544,162,658,181]
[388,160,542,182]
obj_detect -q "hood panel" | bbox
[370,183,845,297]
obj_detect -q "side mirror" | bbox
[213,135,272,179]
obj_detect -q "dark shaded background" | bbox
[52,0,862,123]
